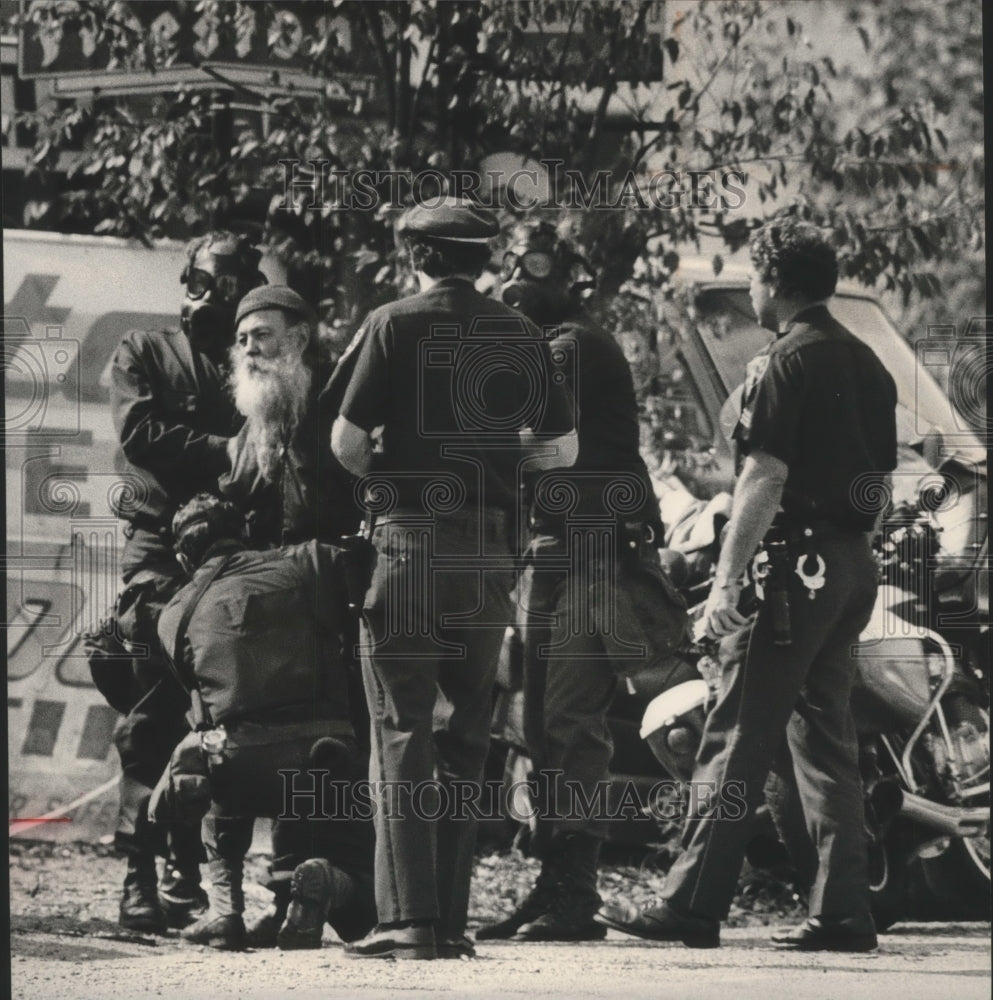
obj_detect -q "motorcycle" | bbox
[640,485,991,927]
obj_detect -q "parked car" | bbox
[489,257,988,850]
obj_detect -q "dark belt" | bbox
[772,513,866,537]
[378,506,512,544]
[530,513,651,539]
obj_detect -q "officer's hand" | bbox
[698,579,749,641]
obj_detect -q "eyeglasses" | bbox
[500,250,556,282]
[183,268,266,302]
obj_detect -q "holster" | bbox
[599,525,689,676]
[619,519,663,572]
[762,532,793,646]
[338,530,376,614]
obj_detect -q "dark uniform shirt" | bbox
[531,319,657,522]
[734,304,898,531]
[111,327,243,527]
[157,539,353,728]
[220,361,361,546]
[338,278,575,511]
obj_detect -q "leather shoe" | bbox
[517,910,606,942]
[595,900,720,949]
[438,934,476,959]
[475,884,553,940]
[771,917,878,952]
[344,923,437,960]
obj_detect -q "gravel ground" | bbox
[8,838,806,941]
[8,841,990,1000]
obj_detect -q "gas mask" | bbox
[499,224,595,327]
[179,234,265,357]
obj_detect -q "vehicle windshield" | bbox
[693,288,985,461]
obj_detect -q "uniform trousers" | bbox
[204,719,376,941]
[664,529,877,921]
[360,510,514,938]
[113,527,197,859]
[520,532,616,842]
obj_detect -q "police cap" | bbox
[235,284,318,329]
[396,196,500,244]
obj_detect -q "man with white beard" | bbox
[221,285,360,546]
[218,284,368,948]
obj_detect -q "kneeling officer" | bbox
[155,494,375,950]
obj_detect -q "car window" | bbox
[653,349,715,448]
[692,288,984,457]
[692,288,773,392]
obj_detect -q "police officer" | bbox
[157,494,375,951]
[108,231,264,932]
[597,218,897,951]
[330,197,578,959]
[478,221,680,942]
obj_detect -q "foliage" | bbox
[8,1,983,437]
[837,0,985,336]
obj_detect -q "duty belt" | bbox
[773,510,869,536]
[380,506,512,543]
[751,522,833,647]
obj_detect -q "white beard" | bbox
[231,349,312,482]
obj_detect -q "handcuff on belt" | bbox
[748,526,828,647]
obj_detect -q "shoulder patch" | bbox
[743,353,770,400]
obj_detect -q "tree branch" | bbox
[359,5,397,138]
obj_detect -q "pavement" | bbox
[9,923,991,1000]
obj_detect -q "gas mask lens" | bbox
[184,269,265,302]
[500,250,556,282]
[183,268,214,300]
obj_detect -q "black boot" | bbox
[119,852,167,934]
[246,886,290,949]
[182,913,247,950]
[159,860,208,929]
[516,832,605,941]
[278,859,358,951]
[181,858,247,951]
[475,854,562,941]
